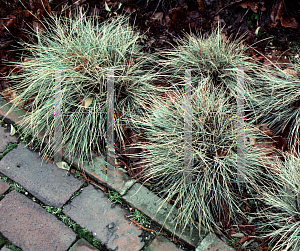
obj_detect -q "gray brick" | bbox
[0,143,85,207]
[0,190,76,251]
[0,180,9,196]
[63,185,144,251]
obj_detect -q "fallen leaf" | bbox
[23,10,32,17]
[1,88,25,107]
[162,90,180,104]
[238,1,266,13]
[75,64,84,71]
[5,18,16,30]
[56,161,70,171]
[283,68,298,77]
[37,8,43,19]
[9,124,16,136]
[126,57,134,65]
[83,97,93,108]
[24,58,34,62]
[254,141,277,156]
[217,148,227,157]
[151,12,164,25]
[32,21,45,34]
[188,10,200,20]
[270,0,284,27]
[213,15,225,28]
[197,0,204,11]
[124,6,136,14]
[263,53,291,68]
[256,123,273,137]
[105,1,111,12]
[231,233,245,238]
[165,15,171,27]
[281,16,298,29]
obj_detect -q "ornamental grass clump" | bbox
[249,52,300,153]
[155,25,262,117]
[1,9,164,167]
[254,151,300,251]
[123,77,273,235]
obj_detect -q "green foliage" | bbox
[124,79,273,235]
[254,151,300,251]
[245,12,259,27]
[1,7,163,168]
[108,190,123,204]
[10,182,26,193]
[129,208,151,227]
[0,143,17,160]
[43,205,62,215]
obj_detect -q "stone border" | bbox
[0,95,236,250]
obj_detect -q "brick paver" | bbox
[0,180,9,196]
[0,143,85,208]
[63,185,144,251]
[0,190,76,251]
[145,235,182,251]
[69,238,99,251]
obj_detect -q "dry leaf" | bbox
[165,15,171,27]
[126,57,134,65]
[256,123,273,137]
[23,10,32,17]
[283,68,298,77]
[281,16,298,29]
[270,0,283,26]
[83,97,93,108]
[34,0,52,15]
[56,161,70,171]
[163,90,179,104]
[9,124,16,136]
[263,53,291,68]
[238,1,266,13]
[1,88,25,107]
[32,21,45,34]
[197,0,204,11]
[217,148,227,157]
[24,58,34,62]
[231,233,245,238]
[151,12,164,25]
[75,65,84,71]
[5,18,16,30]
